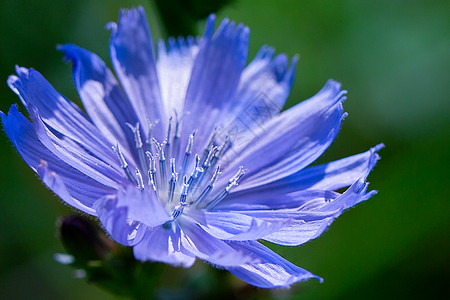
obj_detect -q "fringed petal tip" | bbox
[56,44,81,63]
[105,21,116,31]
[324,78,342,91]
[204,14,217,38]
[224,241,323,288]
[365,143,385,178]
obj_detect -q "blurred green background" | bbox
[0,0,449,299]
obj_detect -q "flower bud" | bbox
[57,215,115,266]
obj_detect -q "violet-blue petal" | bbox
[239,143,383,194]
[116,185,171,227]
[178,216,255,267]
[252,209,343,246]
[93,195,147,246]
[215,189,339,211]
[1,105,114,213]
[58,44,139,160]
[28,106,124,188]
[225,241,321,288]
[133,222,196,267]
[223,47,298,134]
[215,80,345,194]
[186,208,291,241]
[317,177,376,212]
[261,179,377,246]
[37,161,97,215]
[9,68,119,164]
[216,145,382,211]
[181,16,249,149]
[156,36,199,116]
[109,7,166,139]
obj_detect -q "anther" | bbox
[181,131,196,175]
[126,122,143,149]
[206,166,245,209]
[146,151,157,190]
[112,144,138,186]
[171,202,188,221]
[145,119,157,149]
[179,176,189,204]
[187,154,203,188]
[127,122,148,178]
[135,168,145,190]
[152,138,168,190]
[168,158,178,203]
[203,145,218,169]
[195,165,221,205]
[200,127,219,166]
[228,166,245,187]
[212,136,232,166]
[172,110,181,157]
[165,117,172,157]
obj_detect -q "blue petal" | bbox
[1,105,114,213]
[225,241,321,288]
[93,195,147,246]
[181,16,250,150]
[216,189,339,211]
[247,209,343,246]
[178,216,255,267]
[241,143,383,194]
[109,7,166,139]
[216,145,383,210]
[116,185,171,227]
[9,68,119,166]
[261,179,377,246]
[317,177,377,212]
[187,208,291,241]
[37,161,97,215]
[29,106,124,188]
[223,46,298,135]
[156,36,199,118]
[133,222,196,267]
[216,80,345,195]
[58,44,139,162]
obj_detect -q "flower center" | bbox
[113,115,245,220]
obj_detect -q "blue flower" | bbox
[1,7,382,288]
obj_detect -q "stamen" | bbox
[135,168,145,190]
[229,166,245,184]
[200,127,219,166]
[203,145,218,169]
[169,176,190,221]
[145,119,157,150]
[112,144,138,186]
[206,166,245,209]
[172,111,181,158]
[146,151,157,190]
[165,117,172,157]
[171,202,188,221]
[152,138,168,191]
[194,165,221,205]
[179,176,189,204]
[126,122,143,149]
[181,131,196,176]
[187,154,204,189]
[168,158,178,203]
[127,123,148,178]
[196,145,218,189]
[211,136,232,166]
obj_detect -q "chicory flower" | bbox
[1,7,382,288]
